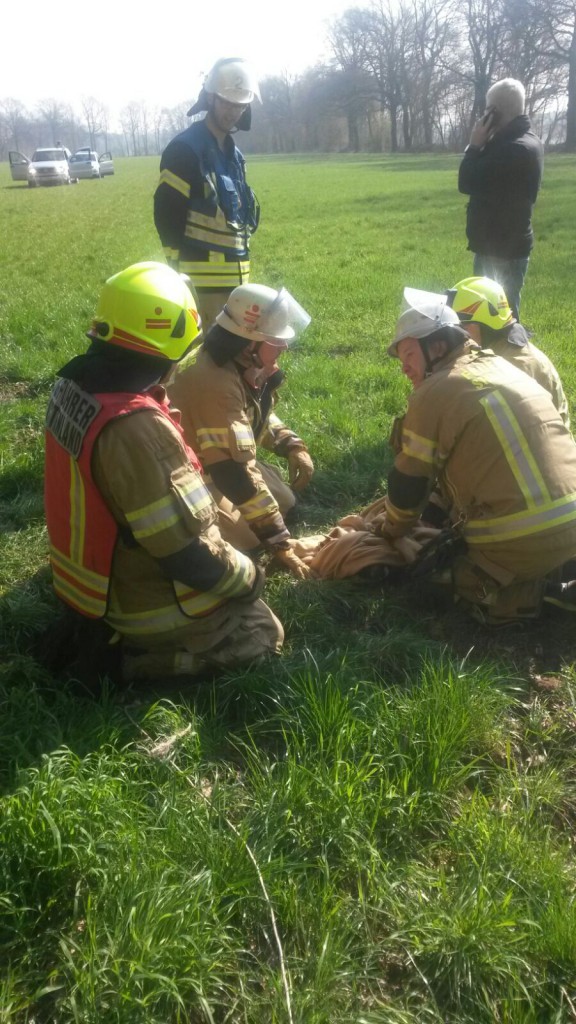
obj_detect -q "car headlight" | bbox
[28,167,37,175]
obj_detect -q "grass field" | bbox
[1,154,576,1023]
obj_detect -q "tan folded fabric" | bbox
[288,501,440,580]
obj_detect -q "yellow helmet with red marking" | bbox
[448,277,515,330]
[89,262,201,361]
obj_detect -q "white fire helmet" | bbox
[387,287,461,357]
[216,284,311,346]
[204,58,261,105]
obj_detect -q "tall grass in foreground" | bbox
[1,155,576,1022]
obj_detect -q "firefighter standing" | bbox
[154,58,261,333]
[44,263,283,683]
[168,284,314,580]
[377,290,576,622]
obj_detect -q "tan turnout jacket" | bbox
[490,326,570,429]
[91,403,282,656]
[387,347,576,594]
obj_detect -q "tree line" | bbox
[2,0,575,159]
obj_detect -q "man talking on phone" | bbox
[458,78,543,320]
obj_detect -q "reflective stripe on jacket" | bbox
[159,119,259,289]
[390,349,576,569]
[44,383,232,621]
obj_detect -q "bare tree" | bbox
[529,0,576,148]
[36,99,69,145]
[120,103,142,156]
[81,96,106,151]
[0,97,29,152]
[448,0,507,123]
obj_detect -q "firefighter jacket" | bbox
[153,117,260,292]
[44,378,256,638]
[458,114,543,259]
[489,323,570,429]
[168,348,303,548]
[385,346,576,582]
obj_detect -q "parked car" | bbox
[70,148,115,178]
[9,147,74,187]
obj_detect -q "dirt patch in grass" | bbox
[401,579,576,676]
[0,377,45,402]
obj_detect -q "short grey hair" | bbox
[486,78,525,123]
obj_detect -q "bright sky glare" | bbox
[3,0,350,125]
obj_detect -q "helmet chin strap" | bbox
[420,339,439,376]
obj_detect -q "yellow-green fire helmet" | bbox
[88,262,201,361]
[448,277,515,330]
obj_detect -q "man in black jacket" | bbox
[458,78,543,320]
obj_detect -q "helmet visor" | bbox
[401,287,448,317]
[259,288,311,345]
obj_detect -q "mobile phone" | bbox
[482,107,495,127]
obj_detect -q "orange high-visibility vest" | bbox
[45,383,203,619]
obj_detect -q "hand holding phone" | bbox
[469,107,497,147]
[482,107,496,128]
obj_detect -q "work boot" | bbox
[543,580,576,612]
[121,646,207,683]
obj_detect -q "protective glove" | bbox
[272,547,316,580]
[287,448,314,492]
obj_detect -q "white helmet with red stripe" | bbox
[216,284,311,346]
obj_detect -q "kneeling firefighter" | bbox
[168,283,315,579]
[376,288,576,623]
[44,262,283,684]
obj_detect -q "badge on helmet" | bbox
[216,284,311,346]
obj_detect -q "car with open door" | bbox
[8,151,30,182]
[70,148,115,179]
[9,147,75,187]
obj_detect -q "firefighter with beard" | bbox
[376,289,576,623]
[168,283,315,580]
[44,262,283,684]
[154,58,261,333]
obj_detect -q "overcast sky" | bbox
[3,0,350,124]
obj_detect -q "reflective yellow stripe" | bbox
[385,498,420,525]
[177,260,250,288]
[53,574,105,617]
[106,591,225,635]
[268,413,285,432]
[402,429,438,466]
[185,209,247,251]
[481,392,550,508]
[177,480,213,516]
[50,546,109,617]
[231,423,255,450]
[239,489,278,521]
[465,491,576,543]
[158,168,190,198]
[69,458,86,565]
[214,552,254,598]
[197,426,230,451]
[126,482,212,540]
[50,547,109,594]
[126,494,181,539]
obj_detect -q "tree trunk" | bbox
[565,25,576,149]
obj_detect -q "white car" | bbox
[9,147,75,187]
[70,149,115,179]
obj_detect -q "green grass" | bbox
[1,153,576,1023]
